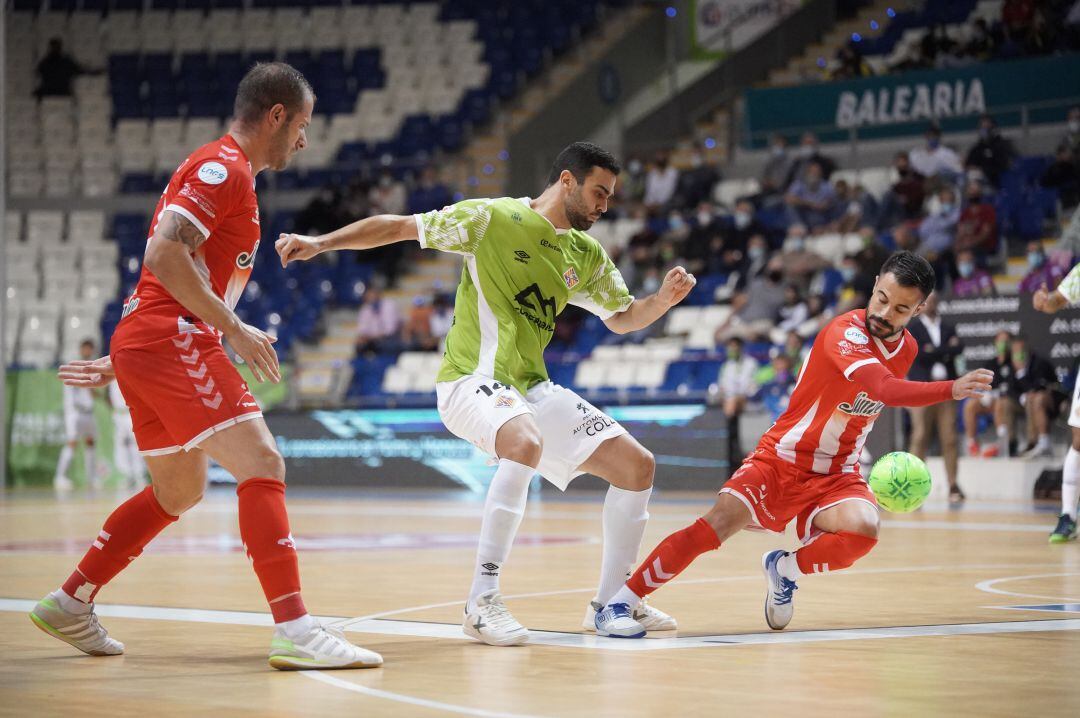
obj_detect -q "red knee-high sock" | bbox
[795,531,877,575]
[62,486,178,603]
[626,518,721,599]
[236,478,306,623]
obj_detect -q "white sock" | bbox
[55,445,73,480]
[595,485,652,606]
[607,584,641,609]
[467,459,535,610]
[278,613,317,640]
[85,446,97,483]
[53,588,91,614]
[1063,447,1080,519]
[777,552,802,579]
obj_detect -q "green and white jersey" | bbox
[414,197,634,394]
[1057,262,1080,305]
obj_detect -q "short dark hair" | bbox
[79,338,95,348]
[234,62,314,125]
[546,142,621,185]
[880,250,936,298]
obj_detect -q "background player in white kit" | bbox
[1033,263,1080,542]
[55,339,100,492]
[107,381,147,490]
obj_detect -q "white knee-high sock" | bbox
[1063,448,1080,519]
[55,445,73,480]
[596,485,653,606]
[467,459,535,608]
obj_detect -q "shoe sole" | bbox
[761,552,790,631]
[596,629,646,639]
[1049,534,1078,544]
[462,622,529,647]
[268,655,382,670]
[28,611,121,657]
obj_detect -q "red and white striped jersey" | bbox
[758,309,918,475]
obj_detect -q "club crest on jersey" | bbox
[198,161,228,185]
[844,327,869,345]
[838,391,885,417]
[494,395,517,409]
[236,240,260,269]
[563,266,579,289]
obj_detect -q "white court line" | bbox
[974,572,1080,603]
[299,671,546,718]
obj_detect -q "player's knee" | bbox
[154,482,205,515]
[848,516,880,540]
[499,424,543,466]
[253,445,286,481]
[626,447,655,490]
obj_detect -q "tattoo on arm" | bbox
[157,211,208,252]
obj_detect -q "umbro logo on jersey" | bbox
[514,250,531,263]
[563,266,579,289]
[838,391,885,417]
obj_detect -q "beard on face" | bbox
[564,186,596,230]
[269,122,295,170]
[866,313,897,339]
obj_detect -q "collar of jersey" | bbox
[517,197,569,235]
[862,309,905,359]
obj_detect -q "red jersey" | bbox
[112,135,260,349]
[757,309,918,476]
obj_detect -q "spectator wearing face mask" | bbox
[715,337,759,474]
[715,257,787,342]
[644,153,680,209]
[955,180,998,255]
[773,285,809,342]
[760,134,794,200]
[878,152,927,229]
[1018,240,1067,294]
[785,131,836,187]
[965,115,1016,187]
[784,161,837,229]
[676,149,720,208]
[779,223,829,284]
[952,249,997,297]
[909,125,963,181]
[1005,334,1061,459]
[369,170,406,214]
[620,157,647,204]
[724,200,765,255]
[682,202,721,274]
[727,234,771,283]
[964,330,1016,457]
[917,187,961,263]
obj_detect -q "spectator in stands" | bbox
[830,180,879,233]
[620,157,647,205]
[1041,144,1080,208]
[755,353,795,421]
[682,201,722,274]
[716,337,759,472]
[294,185,345,236]
[965,115,1016,187]
[773,284,809,342]
[676,148,720,208]
[909,125,963,181]
[35,38,83,98]
[920,24,957,66]
[965,330,1017,457]
[798,293,834,338]
[786,132,836,185]
[1018,240,1067,294]
[955,180,998,255]
[429,292,454,348]
[784,161,837,229]
[906,291,965,501]
[1060,106,1080,157]
[407,166,452,215]
[878,152,927,229]
[916,187,961,264]
[759,134,794,203]
[643,153,679,209]
[782,330,809,374]
[355,286,400,357]
[831,41,873,79]
[779,224,830,286]
[716,256,786,341]
[370,170,407,215]
[722,232,770,284]
[966,18,997,60]
[952,248,997,297]
[401,295,436,352]
[1007,334,1061,458]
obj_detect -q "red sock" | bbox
[236,478,306,623]
[63,486,178,603]
[795,531,877,575]
[626,518,721,598]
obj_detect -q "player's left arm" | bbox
[604,266,697,334]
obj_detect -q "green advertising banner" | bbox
[4,365,290,488]
[744,55,1080,147]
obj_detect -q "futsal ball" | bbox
[868,451,932,513]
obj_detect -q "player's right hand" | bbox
[224,321,280,383]
[952,368,994,400]
[58,356,115,388]
[276,233,322,268]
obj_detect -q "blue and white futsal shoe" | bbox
[583,597,677,631]
[594,602,646,638]
[762,549,799,630]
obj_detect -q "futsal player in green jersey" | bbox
[277,143,697,643]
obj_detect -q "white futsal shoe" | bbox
[583,597,677,632]
[593,602,646,638]
[762,549,799,630]
[463,589,529,646]
[268,623,383,670]
[29,592,124,656]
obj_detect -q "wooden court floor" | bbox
[1,487,1078,717]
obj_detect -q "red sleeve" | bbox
[164,158,245,238]
[850,361,953,407]
[821,316,881,381]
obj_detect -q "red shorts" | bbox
[111,329,262,456]
[720,449,877,544]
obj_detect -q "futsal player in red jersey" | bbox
[594,251,995,637]
[29,63,382,670]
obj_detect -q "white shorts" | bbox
[1069,377,1080,429]
[435,374,628,491]
[65,412,97,442]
